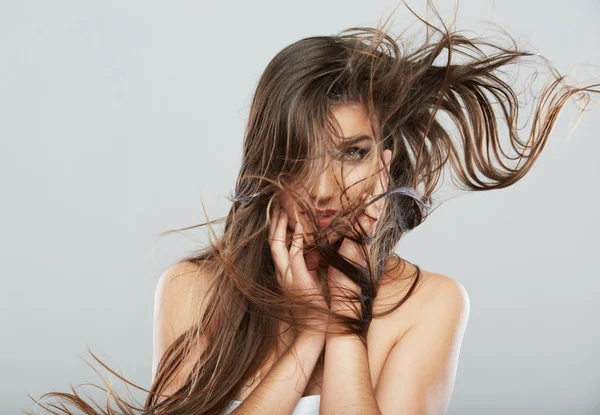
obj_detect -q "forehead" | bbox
[329,103,375,142]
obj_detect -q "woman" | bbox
[28,3,599,415]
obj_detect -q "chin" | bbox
[328,232,343,245]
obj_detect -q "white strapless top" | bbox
[222,394,321,414]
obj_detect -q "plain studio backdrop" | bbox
[1,1,599,414]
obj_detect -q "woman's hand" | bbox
[269,203,329,337]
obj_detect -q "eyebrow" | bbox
[340,134,374,146]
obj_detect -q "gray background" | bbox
[2,1,599,414]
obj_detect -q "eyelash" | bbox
[343,147,371,161]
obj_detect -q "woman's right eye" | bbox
[343,147,371,161]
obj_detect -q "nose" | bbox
[308,162,337,209]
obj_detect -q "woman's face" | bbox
[277,102,392,268]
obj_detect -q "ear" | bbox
[381,149,392,182]
[380,149,392,194]
[383,149,392,172]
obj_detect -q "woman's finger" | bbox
[268,202,281,245]
[289,222,322,304]
[270,209,291,285]
[337,211,374,273]
[289,222,310,284]
[329,236,363,301]
[343,218,369,264]
[357,211,376,241]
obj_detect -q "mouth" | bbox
[316,209,338,228]
[303,209,338,228]
[317,216,333,227]
[309,208,339,219]
[315,208,338,215]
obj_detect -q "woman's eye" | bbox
[344,147,371,161]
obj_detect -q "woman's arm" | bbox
[373,276,470,415]
[230,332,325,415]
[320,331,381,414]
[231,207,328,414]
[320,276,469,415]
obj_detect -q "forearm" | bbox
[231,332,325,415]
[321,332,381,415]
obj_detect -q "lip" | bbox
[300,209,338,228]
[318,216,333,227]
[315,209,338,216]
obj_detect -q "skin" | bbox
[278,102,392,271]
[261,102,469,414]
[265,196,469,414]
[264,102,391,413]
[152,102,470,413]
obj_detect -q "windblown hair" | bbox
[27,2,599,414]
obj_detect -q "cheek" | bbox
[342,165,374,201]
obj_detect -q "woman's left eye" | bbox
[344,147,371,160]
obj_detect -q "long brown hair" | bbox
[26,1,599,414]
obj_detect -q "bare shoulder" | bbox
[154,260,216,303]
[371,264,470,412]
[374,259,470,341]
[410,268,470,312]
[412,270,470,336]
[152,259,217,381]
